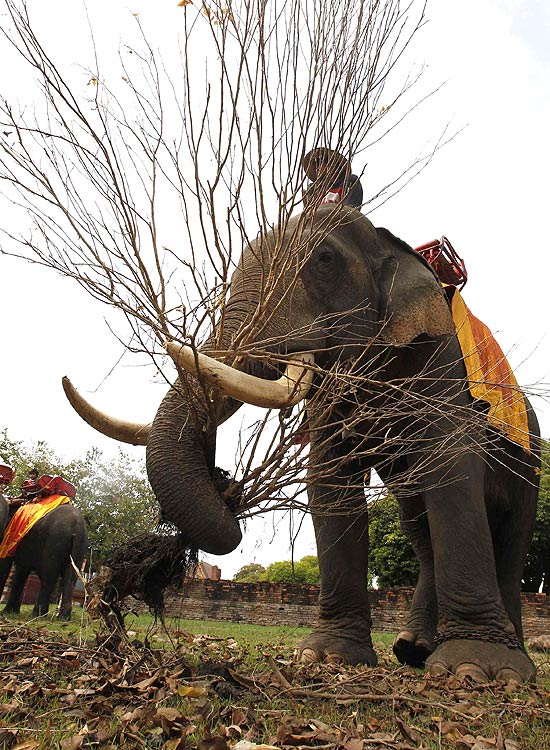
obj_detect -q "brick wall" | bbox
[154,580,550,637]
[5,574,549,636]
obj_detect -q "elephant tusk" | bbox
[165,344,314,409]
[62,376,151,446]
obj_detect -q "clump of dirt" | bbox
[92,532,198,618]
[89,465,240,620]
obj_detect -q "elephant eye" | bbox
[316,249,335,267]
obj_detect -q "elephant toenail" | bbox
[428,661,449,678]
[495,668,523,686]
[326,652,345,664]
[394,630,416,646]
[300,648,320,664]
[455,663,488,683]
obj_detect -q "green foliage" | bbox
[0,429,69,488]
[233,563,266,582]
[523,439,550,593]
[0,430,158,570]
[297,555,321,583]
[261,555,320,584]
[368,494,419,588]
[74,449,158,569]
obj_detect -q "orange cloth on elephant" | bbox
[0,494,71,558]
[450,289,530,454]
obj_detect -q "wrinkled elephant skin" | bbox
[67,205,541,682]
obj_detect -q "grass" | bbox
[0,608,549,749]
[7,605,396,646]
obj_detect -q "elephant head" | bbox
[64,205,454,555]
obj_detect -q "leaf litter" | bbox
[0,620,548,749]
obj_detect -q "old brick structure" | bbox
[5,576,549,637]
[159,579,550,637]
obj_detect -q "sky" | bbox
[1,0,549,578]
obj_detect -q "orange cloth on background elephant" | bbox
[450,289,530,453]
[0,494,71,558]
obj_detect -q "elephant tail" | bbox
[61,518,89,595]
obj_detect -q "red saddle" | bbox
[38,475,76,498]
[415,236,468,289]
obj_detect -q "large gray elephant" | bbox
[64,204,540,683]
[0,494,88,619]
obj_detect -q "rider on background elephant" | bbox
[63,151,540,684]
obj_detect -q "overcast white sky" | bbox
[1,0,549,578]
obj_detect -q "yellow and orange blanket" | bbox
[0,494,71,559]
[450,289,530,454]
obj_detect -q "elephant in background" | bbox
[0,494,88,619]
[64,203,540,683]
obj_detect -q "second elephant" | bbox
[0,494,88,619]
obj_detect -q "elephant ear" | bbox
[375,227,455,346]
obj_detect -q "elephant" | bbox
[63,203,540,683]
[0,494,88,619]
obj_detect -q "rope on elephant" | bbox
[93,531,198,618]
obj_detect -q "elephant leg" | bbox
[57,567,76,620]
[423,453,535,683]
[33,587,53,617]
[33,574,58,617]
[487,452,539,646]
[299,448,376,666]
[4,566,28,614]
[392,495,437,667]
[0,558,13,600]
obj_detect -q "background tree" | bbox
[72,449,158,570]
[232,563,266,582]
[522,439,550,593]
[261,556,320,584]
[0,429,72,487]
[295,556,321,584]
[368,493,418,587]
[0,429,158,569]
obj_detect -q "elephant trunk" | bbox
[145,274,295,555]
[145,380,242,555]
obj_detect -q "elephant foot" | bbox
[426,640,536,685]
[393,629,434,668]
[299,631,378,666]
[57,610,72,621]
[3,605,20,615]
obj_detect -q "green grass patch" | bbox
[1,610,548,749]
